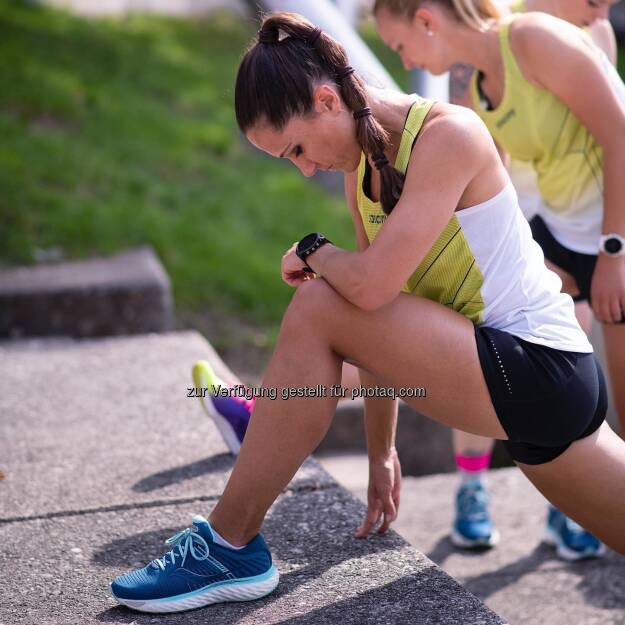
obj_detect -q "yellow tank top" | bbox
[357,97,485,324]
[355,97,593,352]
[470,17,603,231]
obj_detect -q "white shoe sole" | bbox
[192,362,242,456]
[451,527,500,549]
[113,566,279,613]
[543,526,606,561]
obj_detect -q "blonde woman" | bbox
[439,0,620,558]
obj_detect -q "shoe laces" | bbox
[151,527,210,571]
[457,484,489,521]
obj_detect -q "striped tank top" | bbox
[356,97,592,352]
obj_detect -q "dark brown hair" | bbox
[235,12,404,214]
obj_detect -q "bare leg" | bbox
[210,280,503,545]
[452,431,495,460]
[602,324,625,437]
[209,280,625,556]
[518,422,625,553]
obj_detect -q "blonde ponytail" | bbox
[373,0,500,32]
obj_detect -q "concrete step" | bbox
[0,331,505,625]
[318,453,625,625]
[317,399,513,475]
[0,246,173,338]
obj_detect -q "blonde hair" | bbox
[373,0,501,32]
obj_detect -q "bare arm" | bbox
[343,169,399,462]
[308,109,503,310]
[344,170,401,537]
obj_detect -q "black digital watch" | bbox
[296,233,332,271]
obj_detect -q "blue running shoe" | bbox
[192,360,253,455]
[544,505,606,561]
[451,480,500,549]
[111,515,279,613]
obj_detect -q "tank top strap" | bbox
[394,96,434,175]
[498,14,526,86]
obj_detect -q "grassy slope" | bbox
[0,2,353,330]
[1,2,622,336]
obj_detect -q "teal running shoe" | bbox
[451,480,500,549]
[544,505,606,561]
[111,515,279,613]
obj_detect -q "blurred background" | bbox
[1,0,624,383]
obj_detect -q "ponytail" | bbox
[235,12,404,214]
[373,0,500,32]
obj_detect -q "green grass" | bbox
[2,1,622,342]
[0,1,354,331]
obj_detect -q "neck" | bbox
[445,21,503,79]
[526,0,562,19]
[366,86,416,135]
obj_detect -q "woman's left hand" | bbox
[590,255,625,324]
[355,447,402,538]
[281,242,315,287]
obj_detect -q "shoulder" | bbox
[509,13,594,84]
[403,104,494,188]
[416,104,491,157]
[510,12,586,54]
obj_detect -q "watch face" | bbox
[297,233,319,257]
[605,237,623,254]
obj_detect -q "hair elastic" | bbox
[373,153,389,170]
[307,27,322,47]
[353,106,372,120]
[258,28,277,44]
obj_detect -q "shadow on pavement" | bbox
[131,454,233,493]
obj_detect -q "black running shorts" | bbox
[475,325,607,465]
[530,214,625,322]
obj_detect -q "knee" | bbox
[288,279,342,319]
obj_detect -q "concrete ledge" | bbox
[0,331,505,624]
[0,247,173,338]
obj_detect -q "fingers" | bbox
[355,501,382,539]
[609,296,623,324]
[593,294,624,324]
[377,498,397,535]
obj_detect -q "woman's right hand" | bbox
[281,242,315,287]
[355,447,402,538]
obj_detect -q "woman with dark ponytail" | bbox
[111,12,625,614]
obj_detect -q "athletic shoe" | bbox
[111,515,279,613]
[451,480,500,549]
[544,505,606,561]
[191,360,254,455]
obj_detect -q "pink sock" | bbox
[455,453,491,482]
